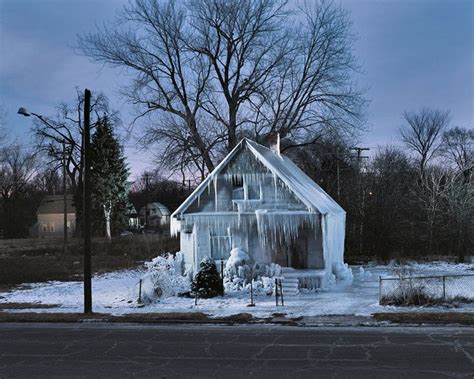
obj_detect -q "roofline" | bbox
[171,138,247,218]
[246,140,344,214]
[171,137,345,219]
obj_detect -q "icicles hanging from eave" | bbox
[255,210,320,249]
[170,216,181,237]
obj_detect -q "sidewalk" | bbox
[0,311,472,326]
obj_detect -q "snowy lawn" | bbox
[0,262,472,318]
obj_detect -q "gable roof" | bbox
[139,202,171,217]
[37,195,76,215]
[172,138,345,218]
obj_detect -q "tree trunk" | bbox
[227,105,238,152]
[104,204,112,241]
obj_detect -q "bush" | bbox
[191,258,223,298]
[140,253,190,302]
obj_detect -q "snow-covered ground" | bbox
[0,261,472,317]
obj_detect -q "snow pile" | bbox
[333,262,353,281]
[225,247,250,275]
[223,248,281,294]
[141,253,190,302]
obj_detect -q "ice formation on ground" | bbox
[140,253,190,302]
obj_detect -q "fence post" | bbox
[275,278,278,306]
[138,279,143,304]
[280,279,284,306]
[221,260,224,297]
[378,276,382,304]
[442,276,446,300]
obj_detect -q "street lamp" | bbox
[17,107,69,253]
[18,89,93,314]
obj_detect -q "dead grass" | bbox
[373,312,474,325]
[0,311,261,324]
[0,235,179,285]
[0,302,60,309]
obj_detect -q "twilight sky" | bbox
[0,0,472,177]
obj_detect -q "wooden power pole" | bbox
[62,140,67,255]
[83,88,92,314]
[143,172,150,231]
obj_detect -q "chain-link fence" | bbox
[379,274,474,305]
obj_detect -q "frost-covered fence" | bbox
[379,274,474,306]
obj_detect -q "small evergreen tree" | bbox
[90,115,129,240]
[191,258,224,298]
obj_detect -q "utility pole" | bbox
[62,140,67,255]
[143,172,150,231]
[351,147,370,171]
[351,147,370,256]
[83,88,92,314]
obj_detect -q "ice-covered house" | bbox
[171,138,350,288]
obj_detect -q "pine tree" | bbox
[191,258,224,298]
[90,115,129,240]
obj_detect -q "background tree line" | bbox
[289,108,472,262]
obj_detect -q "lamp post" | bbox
[18,88,93,314]
[83,89,92,314]
[17,108,68,252]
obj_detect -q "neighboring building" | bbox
[35,195,76,238]
[139,202,171,228]
[127,204,140,230]
[171,138,349,288]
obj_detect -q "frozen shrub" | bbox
[223,249,281,293]
[141,252,190,302]
[191,257,224,298]
[225,247,250,278]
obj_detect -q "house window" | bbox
[210,233,232,260]
[48,222,55,232]
[247,184,260,200]
[41,223,47,232]
[232,176,244,200]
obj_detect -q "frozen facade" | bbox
[171,138,349,288]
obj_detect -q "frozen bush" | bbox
[223,250,281,294]
[141,252,190,303]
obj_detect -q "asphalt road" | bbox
[0,323,472,378]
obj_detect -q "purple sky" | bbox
[1,0,472,177]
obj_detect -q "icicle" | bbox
[214,175,218,212]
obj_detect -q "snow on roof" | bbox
[140,202,171,216]
[37,195,76,215]
[172,138,345,218]
[245,139,345,214]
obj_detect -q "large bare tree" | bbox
[79,0,366,178]
[251,1,366,149]
[399,108,450,178]
[78,0,216,176]
[189,0,289,151]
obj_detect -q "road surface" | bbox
[0,323,472,378]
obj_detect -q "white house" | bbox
[35,195,76,238]
[139,202,171,228]
[171,138,350,288]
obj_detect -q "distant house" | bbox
[127,204,140,229]
[138,202,171,228]
[35,195,76,238]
